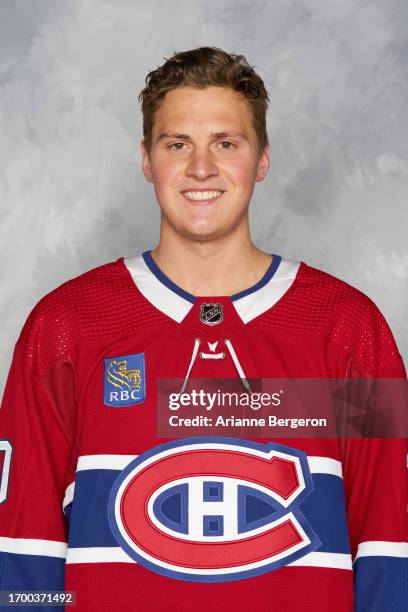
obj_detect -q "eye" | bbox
[219,141,236,150]
[168,142,186,151]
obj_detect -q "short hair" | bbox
[139,46,270,154]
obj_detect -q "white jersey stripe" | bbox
[66,547,352,569]
[0,537,67,558]
[354,541,408,560]
[76,454,136,471]
[308,456,343,478]
[74,454,342,476]
[66,547,133,564]
[62,481,75,511]
[289,551,352,570]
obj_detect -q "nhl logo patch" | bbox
[104,352,146,407]
[199,303,223,326]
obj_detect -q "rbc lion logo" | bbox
[108,438,320,581]
[104,353,146,406]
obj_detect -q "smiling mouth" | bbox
[181,190,224,203]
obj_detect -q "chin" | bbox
[179,225,226,243]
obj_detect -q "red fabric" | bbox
[1,257,406,611]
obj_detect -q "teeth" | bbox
[183,190,222,201]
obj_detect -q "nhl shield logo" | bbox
[199,303,223,325]
[108,437,320,582]
[104,352,146,406]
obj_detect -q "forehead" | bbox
[152,86,254,134]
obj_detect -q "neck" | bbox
[151,222,272,297]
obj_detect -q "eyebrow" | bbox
[156,130,249,143]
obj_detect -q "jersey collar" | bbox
[124,250,300,324]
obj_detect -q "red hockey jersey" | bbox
[0,251,407,611]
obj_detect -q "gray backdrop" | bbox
[1,0,407,396]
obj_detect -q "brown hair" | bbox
[139,46,270,154]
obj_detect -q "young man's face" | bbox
[141,85,269,242]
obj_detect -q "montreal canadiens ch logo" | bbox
[107,438,320,582]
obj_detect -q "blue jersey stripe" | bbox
[302,474,350,554]
[354,556,408,611]
[67,470,350,554]
[67,470,118,547]
[0,552,65,611]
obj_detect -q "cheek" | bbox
[151,157,181,188]
[223,158,258,188]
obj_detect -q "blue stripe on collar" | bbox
[142,250,282,303]
[142,250,196,303]
[230,255,282,301]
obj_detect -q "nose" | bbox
[185,147,219,180]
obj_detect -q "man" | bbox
[0,46,407,611]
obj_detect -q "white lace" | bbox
[179,337,252,394]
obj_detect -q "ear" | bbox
[141,140,154,182]
[255,144,270,182]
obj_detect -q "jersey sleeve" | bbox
[340,301,408,611]
[0,297,77,600]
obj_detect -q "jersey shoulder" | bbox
[265,260,404,376]
[266,260,385,328]
[17,258,168,378]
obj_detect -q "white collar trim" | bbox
[233,258,300,323]
[124,254,301,324]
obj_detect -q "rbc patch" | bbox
[104,353,146,407]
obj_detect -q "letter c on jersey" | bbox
[108,438,320,582]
